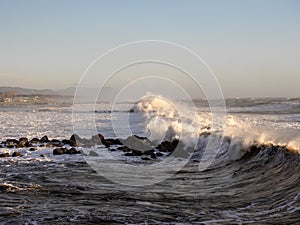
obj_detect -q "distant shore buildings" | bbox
[0,91,42,104]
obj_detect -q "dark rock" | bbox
[124,152,134,156]
[40,135,49,143]
[150,152,157,159]
[118,146,131,152]
[7,142,15,148]
[144,149,155,155]
[70,134,81,143]
[53,148,66,155]
[19,137,28,143]
[51,139,62,147]
[105,138,122,145]
[156,142,168,152]
[101,137,120,147]
[6,139,18,144]
[40,154,46,157]
[0,153,10,157]
[132,149,143,156]
[156,152,164,157]
[25,142,32,147]
[117,146,125,151]
[17,139,30,148]
[29,148,36,151]
[30,138,40,143]
[122,136,152,151]
[12,152,23,157]
[17,142,25,148]
[91,135,102,145]
[0,145,3,148]
[156,139,180,153]
[69,136,81,146]
[97,133,106,143]
[62,139,70,145]
[91,134,109,145]
[66,148,80,154]
[109,148,117,152]
[70,140,80,147]
[141,157,151,160]
[133,135,149,140]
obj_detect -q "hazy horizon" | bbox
[0,0,299,98]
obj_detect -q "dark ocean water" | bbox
[0,97,299,224]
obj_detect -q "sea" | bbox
[0,97,299,224]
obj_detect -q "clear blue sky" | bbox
[0,0,299,97]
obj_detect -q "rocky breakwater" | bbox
[0,133,191,161]
[0,135,81,158]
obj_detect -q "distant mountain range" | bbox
[0,86,116,99]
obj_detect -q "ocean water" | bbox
[0,97,299,224]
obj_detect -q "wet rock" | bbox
[7,142,15,148]
[91,135,102,145]
[51,139,62,147]
[117,146,131,152]
[144,149,155,155]
[40,135,49,143]
[19,137,28,143]
[101,138,121,147]
[91,134,109,145]
[12,152,23,157]
[66,148,80,154]
[69,134,81,146]
[132,149,143,156]
[156,152,164,157]
[17,142,25,148]
[30,137,40,143]
[156,139,180,153]
[105,138,122,146]
[53,148,66,155]
[133,135,149,140]
[122,136,152,152]
[70,134,80,141]
[97,133,105,143]
[62,139,71,145]
[6,139,18,144]
[40,154,46,157]
[0,145,3,148]
[29,148,36,151]
[17,138,30,148]
[150,152,157,159]
[124,152,134,156]
[141,157,151,160]
[80,139,93,147]
[0,153,10,157]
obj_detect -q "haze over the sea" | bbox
[0,0,299,98]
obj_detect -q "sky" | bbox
[0,0,299,98]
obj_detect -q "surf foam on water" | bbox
[131,96,300,157]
